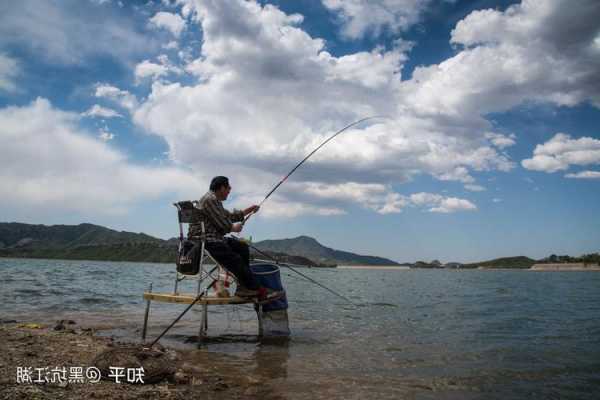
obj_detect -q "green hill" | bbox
[0,222,173,263]
[463,256,536,269]
[0,222,160,249]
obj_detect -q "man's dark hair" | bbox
[210,176,230,191]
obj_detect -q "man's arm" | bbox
[227,205,259,222]
[226,208,245,223]
[243,205,260,216]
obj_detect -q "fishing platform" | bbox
[141,201,289,343]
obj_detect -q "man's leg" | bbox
[225,237,250,267]
[226,237,261,290]
[205,241,259,290]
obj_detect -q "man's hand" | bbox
[243,205,260,216]
[231,223,243,233]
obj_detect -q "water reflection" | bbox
[254,338,290,380]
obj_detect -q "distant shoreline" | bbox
[3,257,599,271]
[530,263,600,271]
[337,265,410,270]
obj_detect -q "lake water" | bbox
[1,258,600,399]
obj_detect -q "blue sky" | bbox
[0,0,599,263]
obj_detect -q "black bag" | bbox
[176,240,201,275]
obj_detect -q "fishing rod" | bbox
[243,115,387,224]
[248,242,356,306]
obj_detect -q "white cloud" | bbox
[492,198,502,203]
[0,98,202,215]
[0,53,19,92]
[448,0,600,109]
[321,0,433,39]
[149,11,186,37]
[135,60,170,82]
[465,184,486,192]
[298,182,409,214]
[163,40,179,50]
[522,133,600,173]
[409,192,476,213]
[95,84,139,111]
[89,0,597,217]
[430,197,477,213]
[134,55,182,83]
[485,132,516,149]
[82,104,123,119]
[98,129,115,141]
[132,1,515,192]
[285,182,475,214]
[565,170,600,179]
[258,197,347,218]
[0,1,157,65]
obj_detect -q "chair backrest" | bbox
[174,201,196,224]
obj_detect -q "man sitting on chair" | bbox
[189,176,263,298]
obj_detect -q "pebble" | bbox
[174,371,190,384]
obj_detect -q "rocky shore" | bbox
[0,320,280,399]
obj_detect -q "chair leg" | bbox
[257,304,264,337]
[199,302,208,341]
[142,283,152,342]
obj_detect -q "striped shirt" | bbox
[188,191,244,242]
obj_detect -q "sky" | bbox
[0,0,599,263]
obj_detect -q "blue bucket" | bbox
[250,262,288,311]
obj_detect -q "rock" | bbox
[53,321,66,331]
[181,362,202,375]
[174,371,189,384]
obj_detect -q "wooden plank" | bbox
[143,292,256,305]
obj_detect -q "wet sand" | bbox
[0,320,282,399]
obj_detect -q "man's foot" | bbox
[234,286,259,297]
[257,287,284,301]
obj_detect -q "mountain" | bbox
[0,222,388,267]
[0,222,173,263]
[254,235,399,266]
[462,256,536,269]
[0,222,160,249]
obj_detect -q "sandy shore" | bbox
[0,320,279,399]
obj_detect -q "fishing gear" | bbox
[243,115,387,224]
[248,242,356,306]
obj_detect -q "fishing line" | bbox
[249,243,356,306]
